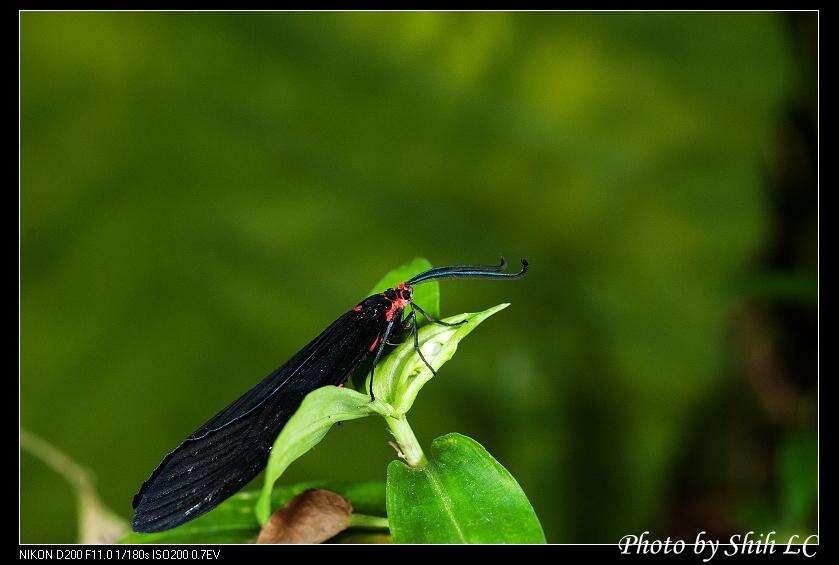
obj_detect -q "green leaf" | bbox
[255,386,386,523]
[386,433,545,544]
[119,481,385,544]
[370,304,509,415]
[366,257,440,320]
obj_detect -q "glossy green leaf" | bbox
[387,433,545,544]
[370,304,509,415]
[119,481,385,544]
[366,257,440,320]
[255,386,387,523]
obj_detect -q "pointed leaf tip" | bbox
[370,303,510,415]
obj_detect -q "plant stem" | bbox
[348,514,389,530]
[20,429,94,491]
[386,416,427,467]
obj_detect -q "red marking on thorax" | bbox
[353,304,362,312]
[384,298,407,321]
[383,282,412,321]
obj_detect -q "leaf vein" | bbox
[423,465,467,543]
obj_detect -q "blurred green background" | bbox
[20,12,817,543]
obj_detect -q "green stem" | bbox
[386,416,427,467]
[348,514,389,530]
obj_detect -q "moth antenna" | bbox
[407,258,528,285]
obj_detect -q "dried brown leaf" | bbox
[257,489,353,544]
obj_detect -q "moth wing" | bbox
[131,310,376,533]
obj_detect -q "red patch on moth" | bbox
[369,335,382,352]
[384,298,407,321]
[353,304,362,312]
[382,282,412,321]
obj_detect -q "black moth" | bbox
[132,258,528,532]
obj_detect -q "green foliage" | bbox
[120,481,385,544]
[387,433,545,544]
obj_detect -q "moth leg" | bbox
[368,318,397,401]
[412,312,437,377]
[410,301,467,327]
[386,311,415,345]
